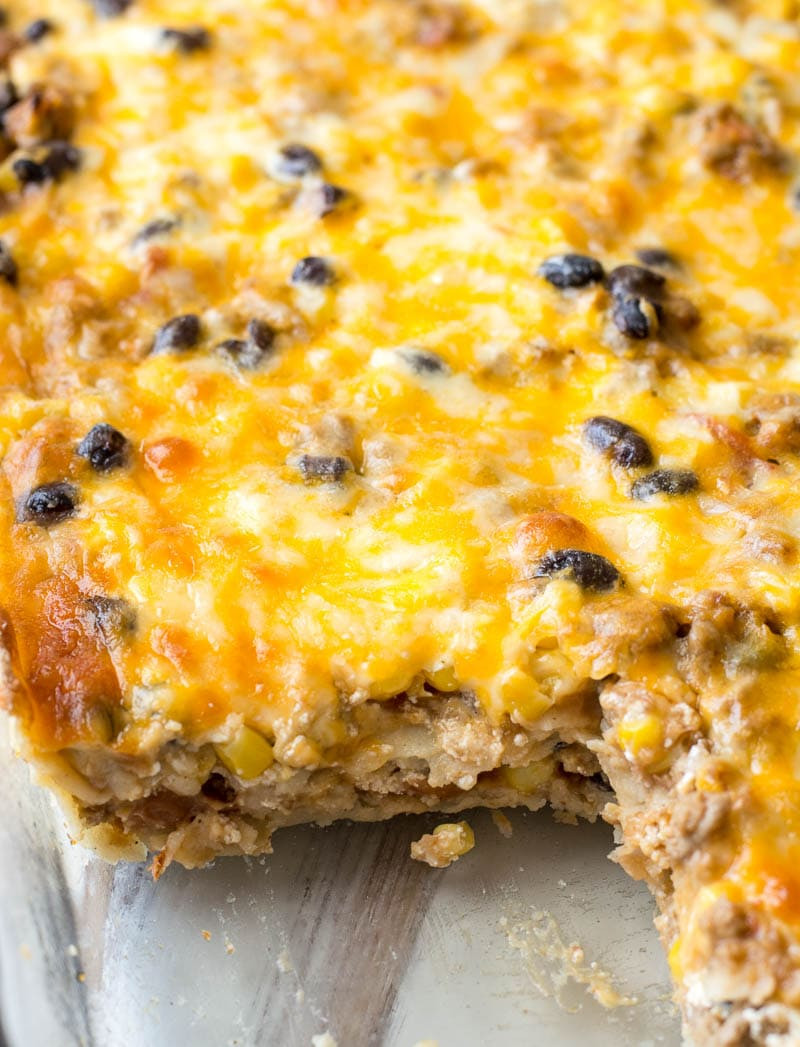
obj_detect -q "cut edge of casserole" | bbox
[8,679,800,1047]
[6,625,800,1047]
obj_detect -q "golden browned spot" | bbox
[512,511,597,564]
[143,436,199,482]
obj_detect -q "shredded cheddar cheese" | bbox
[3,1,800,1040]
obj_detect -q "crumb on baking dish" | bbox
[310,1034,337,1047]
[491,811,513,838]
[410,821,475,868]
[500,908,636,1011]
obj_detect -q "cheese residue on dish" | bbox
[500,909,636,1011]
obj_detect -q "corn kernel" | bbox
[215,725,274,779]
[618,713,672,772]
[370,668,415,698]
[410,821,475,867]
[0,160,18,195]
[228,153,258,191]
[497,666,553,726]
[617,713,663,755]
[667,937,684,980]
[691,53,750,96]
[424,665,460,692]
[433,821,474,850]
[503,759,553,794]
[527,578,584,640]
[95,261,136,300]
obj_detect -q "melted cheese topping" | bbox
[3,0,800,995]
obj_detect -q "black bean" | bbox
[0,80,17,112]
[298,454,351,482]
[42,141,81,180]
[18,481,79,526]
[399,347,449,375]
[132,217,178,245]
[216,337,247,359]
[290,256,335,286]
[77,423,129,473]
[611,296,657,339]
[247,318,275,353]
[539,253,605,289]
[635,247,680,270]
[85,595,137,642]
[151,314,201,354]
[582,416,653,469]
[12,157,46,185]
[534,549,621,592]
[275,143,322,179]
[0,240,17,286]
[630,468,699,500]
[24,18,54,42]
[160,26,211,53]
[12,144,79,186]
[606,264,666,300]
[89,0,132,15]
[308,182,351,218]
[217,319,275,369]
